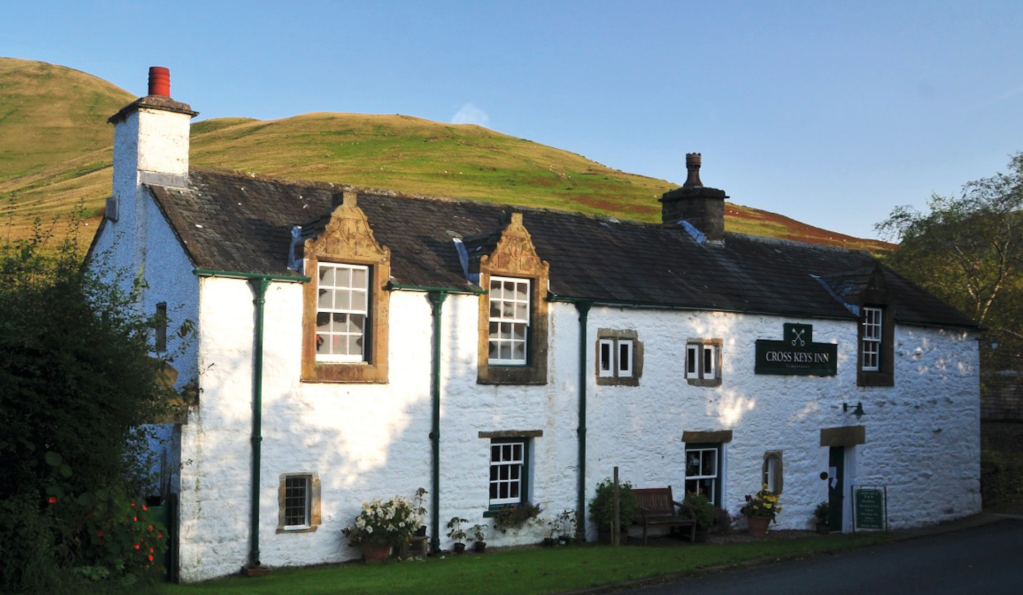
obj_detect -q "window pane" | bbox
[600,342,611,371]
[702,450,717,476]
[515,282,528,302]
[703,346,713,374]
[352,335,363,356]
[317,312,331,332]
[318,288,332,309]
[512,342,525,362]
[336,289,350,310]
[490,302,501,318]
[331,335,344,354]
[319,266,334,286]
[352,267,367,289]
[687,346,697,375]
[512,323,526,341]
[515,303,527,321]
[686,451,700,476]
[336,266,350,287]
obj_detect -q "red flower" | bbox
[157,533,163,538]
[148,555,154,562]
[96,530,103,537]
[142,505,148,511]
[133,516,138,522]
[134,544,140,550]
[149,547,154,553]
[148,525,154,531]
[47,496,57,504]
[130,502,136,507]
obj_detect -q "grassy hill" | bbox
[0,57,886,251]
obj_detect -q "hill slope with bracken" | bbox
[0,57,887,251]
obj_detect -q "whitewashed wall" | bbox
[175,279,980,582]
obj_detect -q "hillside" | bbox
[0,57,887,251]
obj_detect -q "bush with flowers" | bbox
[741,484,782,523]
[342,491,426,549]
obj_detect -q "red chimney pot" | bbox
[148,67,170,98]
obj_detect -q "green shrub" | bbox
[981,449,1023,510]
[589,478,638,531]
[679,493,716,530]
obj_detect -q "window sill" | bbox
[686,377,721,387]
[857,371,893,387]
[276,525,318,534]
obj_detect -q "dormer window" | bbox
[860,307,882,372]
[315,263,369,362]
[857,305,894,386]
[488,276,530,365]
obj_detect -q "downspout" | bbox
[193,269,309,571]
[427,291,448,554]
[248,277,270,568]
[574,301,592,541]
[387,283,484,554]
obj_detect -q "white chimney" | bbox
[106,67,197,261]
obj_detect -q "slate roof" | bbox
[147,168,977,329]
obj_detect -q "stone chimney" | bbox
[659,153,727,244]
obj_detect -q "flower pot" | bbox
[453,542,466,554]
[747,516,770,538]
[816,522,831,535]
[558,536,571,546]
[415,525,427,537]
[543,537,556,547]
[474,541,487,553]
[361,543,392,563]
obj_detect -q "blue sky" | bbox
[4,0,1022,240]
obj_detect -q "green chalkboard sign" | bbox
[854,488,885,530]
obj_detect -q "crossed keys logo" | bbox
[790,327,806,347]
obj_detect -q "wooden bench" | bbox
[632,487,696,546]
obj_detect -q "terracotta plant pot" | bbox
[361,543,392,563]
[747,516,770,538]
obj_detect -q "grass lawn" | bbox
[150,533,890,595]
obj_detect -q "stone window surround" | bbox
[685,338,722,387]
[276,472,321,533]
[595,329,643,387]
[301,191,390,384]
[476,213,549,385]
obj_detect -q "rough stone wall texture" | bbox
[174,282,980,582]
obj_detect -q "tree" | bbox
[876,152,1023,346]
[0,218,175,591]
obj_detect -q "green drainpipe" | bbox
[574,301,592,541]
[387,283,483,554]
[248,277,270,568]
[194,269,308,570]
[427,291,448,554]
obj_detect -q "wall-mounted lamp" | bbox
[843,402,865,418]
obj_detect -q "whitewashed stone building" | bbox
[89,69,982,583]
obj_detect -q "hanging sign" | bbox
[755,323,837,376]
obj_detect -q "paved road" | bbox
[617,519,1023,595]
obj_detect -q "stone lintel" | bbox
[682,430,733,444]
[820,425,866,447]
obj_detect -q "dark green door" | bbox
[828,446,844,531]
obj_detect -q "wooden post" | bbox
[612,466,620,547]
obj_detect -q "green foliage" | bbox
[741,485,782,523]
[877,152,1023,342]
[0,216,174,591]
[981,449,1023,510]
[132,533,889,595]
[445,517,469,543]
[588,477,638,531]
[492,502,542,533]
[342,494,428,548]
[679,493,716,530]
[813,501,830,525]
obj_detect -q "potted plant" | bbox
[470,523,488,553]
[589,477,638,543]
[493,502,543,533]
[542,516,558,547]
[446,517,469,553]
[342,492,426,563]
[813,501,830,534]
[679,493,716,543]
[557,509,576,545]
[740,484,782,538]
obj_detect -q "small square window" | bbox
[277,473,321,533]
[686,340,721,386]
[595,332,641,385]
